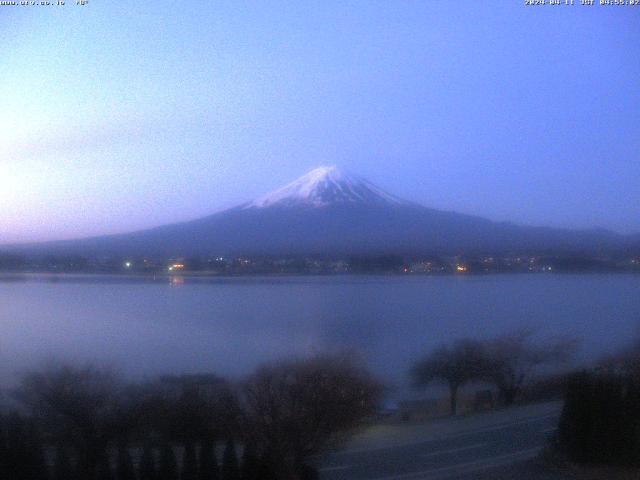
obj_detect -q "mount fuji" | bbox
[9,166,637,257]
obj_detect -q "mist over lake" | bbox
[2,274,639,392]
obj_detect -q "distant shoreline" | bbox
[1,270,638,284]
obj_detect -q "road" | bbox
[318,401,563,480]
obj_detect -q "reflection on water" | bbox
[1,274,639,395]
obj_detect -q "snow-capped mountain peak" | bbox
[245,165,406,209]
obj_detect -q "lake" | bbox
[1,274,639,397]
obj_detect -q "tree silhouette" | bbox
[221,439,240,480]
[243,354,382,479]
[158,443,178,480]
[559,370,640,466]
[139,444,157,480]
[4,414,49,480]
[198,440,218,480]
[182,442,198,480]
[153,374,238,445]
[482,330,577,405]
[412,340,485,415]
[116,442,136,480]
[240,442,260,480]
[27,421,49,480]
[16,364,131,479]
[0,415,7,480]
[96,450,114,480]
[53,445,76,480]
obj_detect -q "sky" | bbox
[0,1,638,243]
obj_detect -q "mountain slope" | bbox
[5,166,637,257]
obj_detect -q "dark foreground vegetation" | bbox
[0,355,382,480]
[413,333,640,473]
[411,330,577,415]
[556,341,640,468]
[3,335,639,479]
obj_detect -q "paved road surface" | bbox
[318,402,562,480]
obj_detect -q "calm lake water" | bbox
[1,274,639,395]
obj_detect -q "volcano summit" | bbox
[245,166,406,209]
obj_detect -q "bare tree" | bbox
[149,373,239,443]
[130,373,239,480]
[411,339,486,416]
[242,354,383,480]
[15,364,131,480]
[482,330,577,405]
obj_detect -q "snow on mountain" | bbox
[244,165,406,209]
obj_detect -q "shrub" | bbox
[558,371,640,466]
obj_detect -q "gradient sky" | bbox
[1,2,638,243]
